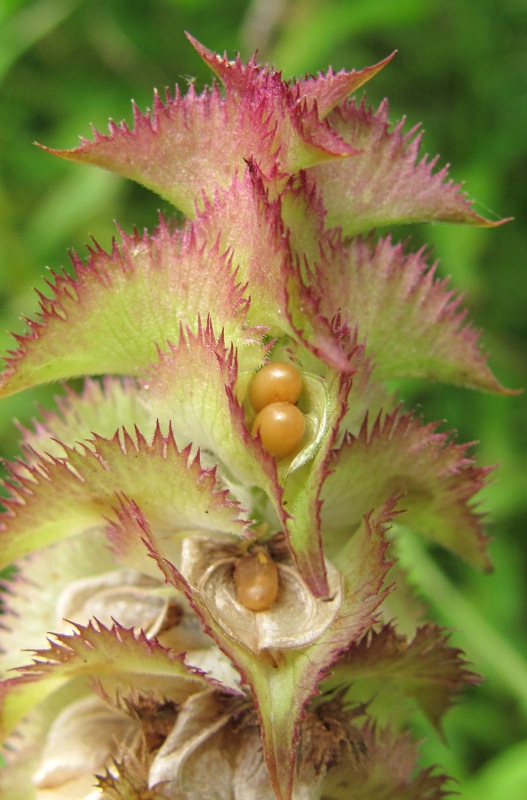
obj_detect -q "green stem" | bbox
[396,530,527,711]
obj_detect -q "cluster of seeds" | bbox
[249,362,305,458]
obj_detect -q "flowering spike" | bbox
[1,35,510,800]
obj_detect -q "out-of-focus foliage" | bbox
[0,0,526,795]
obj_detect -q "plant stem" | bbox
[396,529,527,711]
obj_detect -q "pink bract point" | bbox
[317,235,509,392]
[0,423,249,570]
[186,34,359,167]
[190,170,352,372]
[322,408,491,569]
[0,218,260,398]
[37,82,278,216]
[142,317,286,527]
[312,99,510,234]
[323,723,451,798]
[16,377,151,461]
[40,36,362,222]
[326,623,480,731]
[296,51,397,119]
[0,619,211,741]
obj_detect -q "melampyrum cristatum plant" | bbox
[0,35,510,800]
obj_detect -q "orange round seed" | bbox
[249,362,302,412]
[234,548,279,611]
[251,401,306,458]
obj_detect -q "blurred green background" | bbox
[0,0,526,796]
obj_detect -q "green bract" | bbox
[0,35,506,800]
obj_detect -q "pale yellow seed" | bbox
[251,401,306,458]
[234,548,279,611]
[249,362,302,412]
